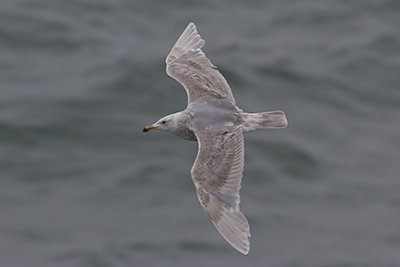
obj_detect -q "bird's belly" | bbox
[188,96,242,132]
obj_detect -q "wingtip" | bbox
[237,237,250,255]
[210,208,251,256]
[242,247,250,255]
[235,238,250,255]
[187,22,200,33]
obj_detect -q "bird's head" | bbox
[143,114,177,132]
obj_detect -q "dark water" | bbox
[1,0,400,266]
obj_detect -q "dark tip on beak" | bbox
[143,124,157,132]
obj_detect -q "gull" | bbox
[143,22,287,254]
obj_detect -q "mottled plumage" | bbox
[143,22,287,254]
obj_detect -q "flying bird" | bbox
[143,22,287,254]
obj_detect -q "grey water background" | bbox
[1,0,400,266]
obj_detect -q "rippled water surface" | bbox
[1,0,400,266]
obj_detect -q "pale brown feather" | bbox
[166,22,235,104]
[191,126,250,254]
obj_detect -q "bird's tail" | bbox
[242,111,287,133]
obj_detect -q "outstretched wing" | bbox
[191,126,250,254]
[166,22,236,104]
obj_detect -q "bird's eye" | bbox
[161,121,166,124]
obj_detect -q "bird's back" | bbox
[187,95,243,133]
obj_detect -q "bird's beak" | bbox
[143,124,158,132]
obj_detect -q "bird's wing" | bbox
[191,126,250,254]
[166,22,235,104]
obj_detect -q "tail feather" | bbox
[242,110,287,132]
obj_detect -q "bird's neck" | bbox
[169,111,197,141]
